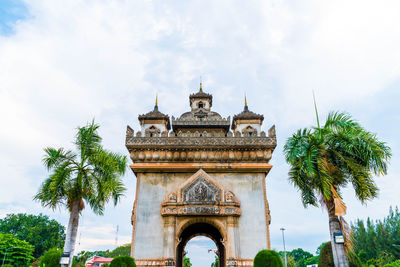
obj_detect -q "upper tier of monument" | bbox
[126,83,276,167]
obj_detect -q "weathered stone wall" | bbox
[132,171,268,260]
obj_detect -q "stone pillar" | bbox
[226,216,239,267]
[163,216,176,266]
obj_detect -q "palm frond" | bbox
[42,147,77,170]
[324,111,361,132]
[75,120,101,160]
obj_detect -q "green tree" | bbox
[289,248,313,262]
[110,255,136,267]
[352,206,400,261]
[34,120,127,267]
[0,213,65,258]
[183,256,192,267]
[211,256,219,267]
[284,111,391,266]
[110,244,131,257]
[254,250,284,267]
[40,247,63,267]
[0,233,34,266]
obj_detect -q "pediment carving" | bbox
[182,175,220,204]
[161,169,240,217]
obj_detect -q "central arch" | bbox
[176,222,225,267]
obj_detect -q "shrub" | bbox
[318,242,335,267]
[254,249,284,267]
[318,242,362,267]
[110,255,136,267]
[2,264,13,267]
[40,247,62,267]
[348,251,362,267]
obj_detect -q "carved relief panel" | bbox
[182,176,220,204]
[161,169,241,217]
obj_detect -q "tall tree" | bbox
[352,206,400,261]
[284,111,391,267]
[0,213,65,258]
[0,233,34,266]
[34,120,127,267]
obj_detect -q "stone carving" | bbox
[167,192,177,202]
[225,191,235,202]
[126,126,134,138]
[268,125,276,137]
[182,176,220,204]
[161,170,241,217]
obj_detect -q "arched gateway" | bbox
[125,84,276,267]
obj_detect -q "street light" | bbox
[280,228,287,267]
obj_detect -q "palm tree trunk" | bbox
[326,199,349,267]
[62,200,80,267]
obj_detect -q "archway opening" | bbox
[177,223,225,267]
[185,236,218,267]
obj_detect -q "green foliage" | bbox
[0,213,65,258]
[318,242,335,267]
[110,255,136,267]
[316,242,325,255]
[348,251,362,267]
[279,248,313,262]
[318,242,362,267]
[352,206,400,261]
[74,244,131,265]
[102,264,111,267]
[254,249,284,267]
[279,248,317,267]
[0,233,34,266]
[211,256,219,267]
[2,264,13,267]
[298,256,319,267]
[284,111,391,207]
[39,247,62,267]
[34,121,127,265]
[110,244,131,257]
[286,256,296,267]
[183,256,192,267]
[34,120,128,215]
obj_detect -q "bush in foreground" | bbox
[40,247,62,267]
[254,249,284,267]
[110,255,136,267]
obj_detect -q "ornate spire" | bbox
[154,94,158,111]
[244,94,248,111]
[199,76,203,92]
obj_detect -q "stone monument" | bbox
[125,84,276,267]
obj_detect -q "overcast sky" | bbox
[1,1,399,266]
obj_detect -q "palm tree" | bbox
[284,111,391,267]
[34,121,127,267]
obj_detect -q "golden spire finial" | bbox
[244,93,248,111]
[200,76,203,92]
[154,93,158,110]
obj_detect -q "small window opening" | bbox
[198,102,204,109]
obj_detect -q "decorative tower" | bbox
[137,95,170,136]
[126,85,276,267]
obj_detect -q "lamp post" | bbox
[280,228,287,267]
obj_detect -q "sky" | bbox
[0,0,399,266]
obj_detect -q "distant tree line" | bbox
[352,206,400,266]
